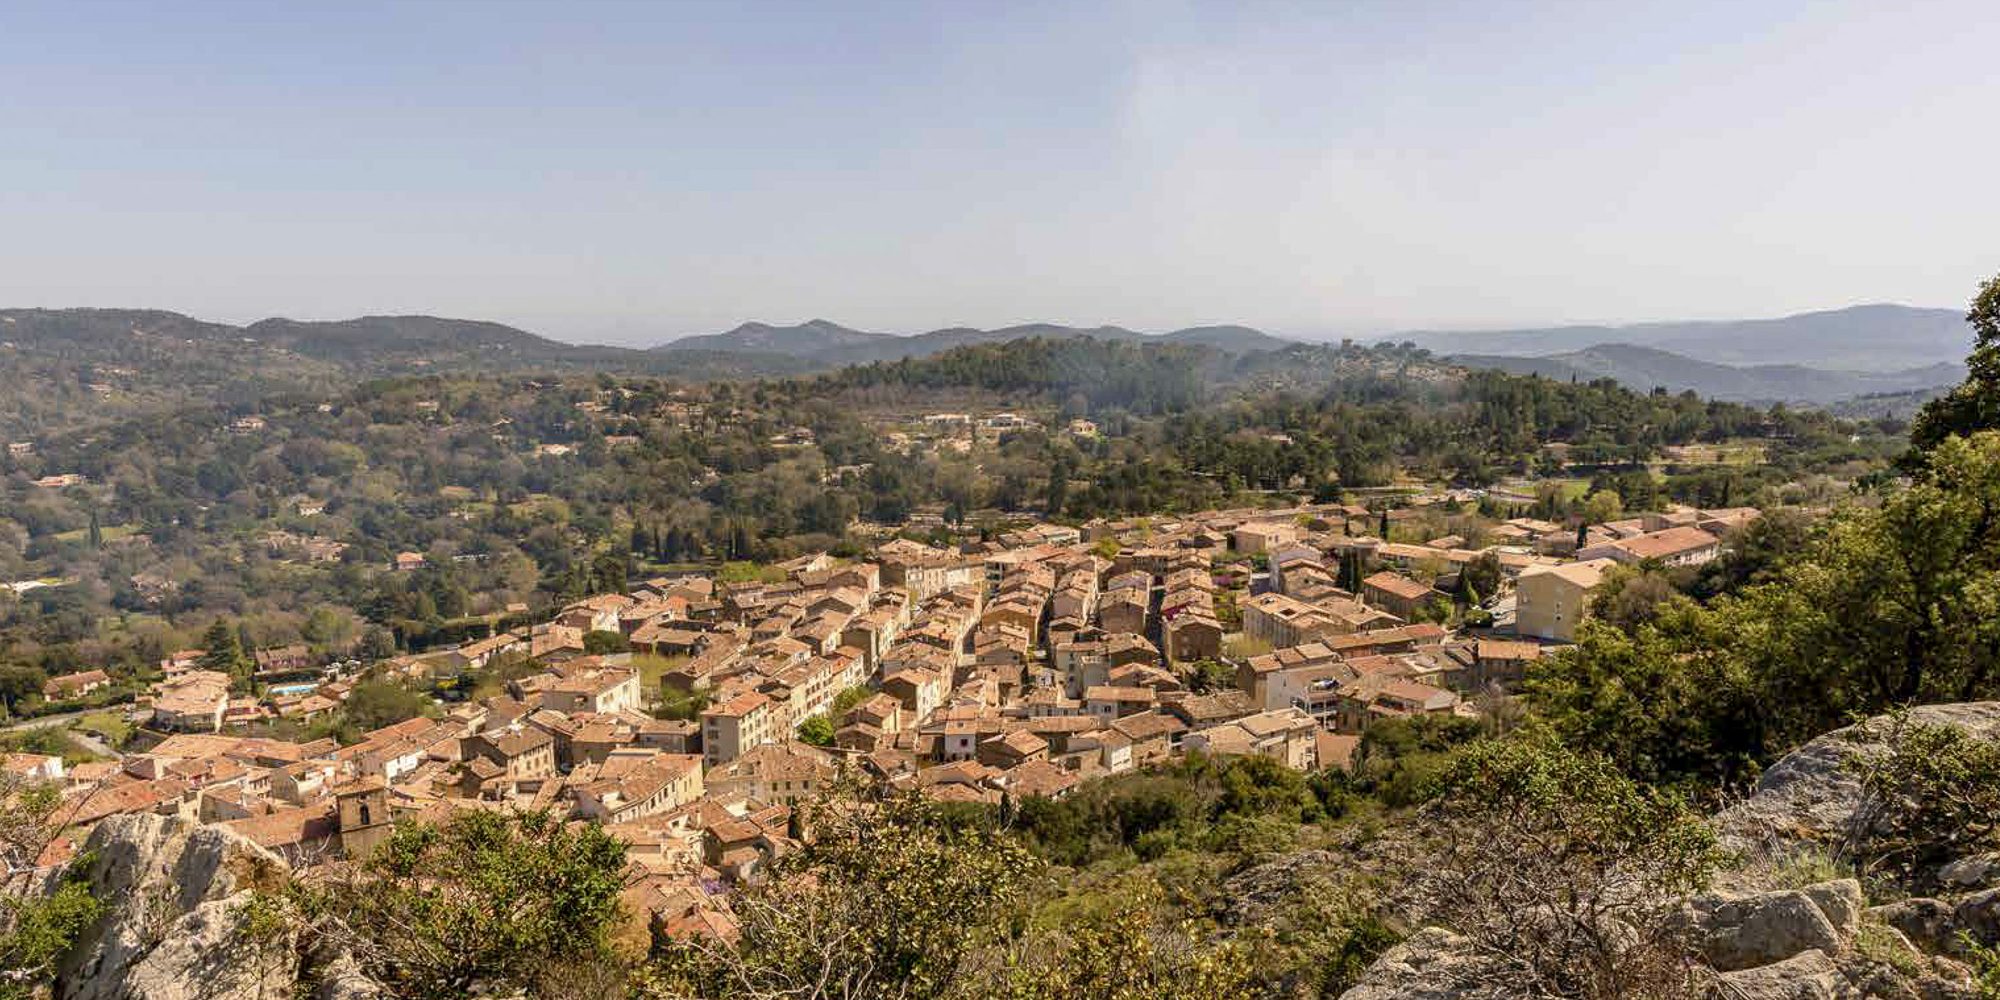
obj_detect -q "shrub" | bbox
[1847,716,2000,888]
[1410,732,1720,1000]
[295,809,630,999]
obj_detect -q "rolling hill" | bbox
[653,320,1294,364]
[1453,342,1964,404]
[1402,304,1969,372]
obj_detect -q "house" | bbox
[1164,614,1223,663]
[42,669,110,700]
[1334,676,1460,734]
[1182,708,1318,769]
[704,742,834,806]
[149,671,231,732]
[1096,587,1149,636]
[1164,689,1257,731]
[1360,572,1434,622]
[461,727,557,796]
[1514,559,1617,642]
[540,667,642,715]
[701,691,782,767]
[1083,685,1157,721]
[1232,520,1300,554]
[3,753,64,783]
[393,552,427,572]
[1241,592,1401,649]
[253,644,313,675]
[1469,639,1543,690]
[571,752,705,824]
[1578,526,1721,567]
[999,759,1081,800]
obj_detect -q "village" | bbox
[9,493,1758,941]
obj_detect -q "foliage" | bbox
[828,684,872,719]
[1589,566,1684,634]
[1964,932,2000,1000]
[341,679,434,733]
[1179,659,1236,694]
[582,629,630,655]
[648,791,1038,1000]
[198,619,251,682]
[795,714,834,747]
[0,773,105,997]
[1410,732,1720,1000]
[1846,717,2000,888]
[1532,432,2000,793]
[1732,432,2000,739]
[1012,753,1326,868]
[1246,877,1401,998]
[296,809,631,1000]
[987,881,1257,1000]
[655,684,711,723]
[1910,272,2000,455]
[1525,610,1764,792]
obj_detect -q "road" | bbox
[2,708,122,759]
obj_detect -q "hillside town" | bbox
[7,493,1761,942]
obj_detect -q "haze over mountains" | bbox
[645,303,1969,405]
[0,303,1971,421]
[1398,304,1968,372]
[653,319,1294,365]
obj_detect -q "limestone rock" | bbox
[1874,899,1960,956]
[310,950,387,1000]
[1951,886,2000,948]
[56,813,296,1000]
[1681,886,1845,972]
[1714,950,1858,999]
[1938,854,2000,891]
[1336,927,1511,1000]
[1713,703,2000,862]
[1802,879,1865,941]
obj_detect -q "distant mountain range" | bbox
[1454,343,1964,405]
[652,320,1293,364]
[0,303,1974,434]
[1400,304,1968,373]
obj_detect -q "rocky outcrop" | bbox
[1714,950,1856,1000]
[1338,704,2000,1000]
[1679,880,1859,971]
[1713,703,2000,862]
[1335,928,1509,1000]
[53,813,382,1000]
[57,813,295,1000]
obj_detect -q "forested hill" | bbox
[653,319,1296,364]
[0,309,815,438]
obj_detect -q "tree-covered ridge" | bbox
[0,333,1899,687]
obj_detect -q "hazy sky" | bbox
[2,0,1994,345]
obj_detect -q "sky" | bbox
[1,0,1995,345]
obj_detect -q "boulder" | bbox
[1938,854,2000,892]
[1336,927,1512,1000]
[1713,703,2000,862]
[1951,887,2000,948]
[1714,950,1858,999]
[56,813,296,1000]
[1681,885,1846,971]
[1873,899,1960,956]
[1802,879,1865,941]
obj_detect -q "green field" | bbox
[75,711,133,746]
[52,523,139,544]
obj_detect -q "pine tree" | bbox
[199,620,250,681]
